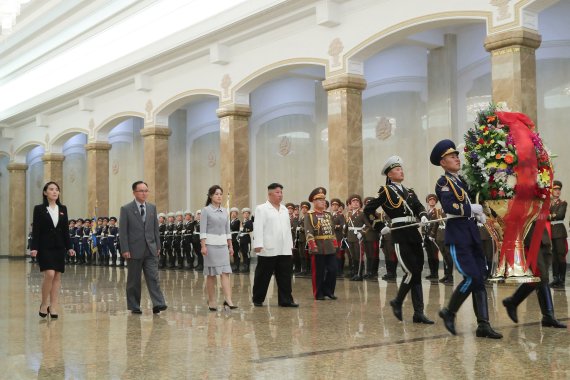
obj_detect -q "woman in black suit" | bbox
[30,181,75,318]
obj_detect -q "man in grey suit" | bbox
[120,181,167,314]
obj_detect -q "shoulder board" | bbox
[307,210,315,214]
[436,176,447,186]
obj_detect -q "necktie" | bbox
[140,204,146,223]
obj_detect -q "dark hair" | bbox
[42,181,62,206]
[205,185,223,206]
[267,183,283,190]
[132,181,148,191]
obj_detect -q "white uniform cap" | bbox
[241,207,251,213]
[184,210,192,215]
[158,213,166,218]
[175,211,183,216]
[195,209,202,215]
[382,155,404,176]
[230,207,239,213]
[167,212,175,217]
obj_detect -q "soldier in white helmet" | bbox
[158,213,167,268]
[165,212,176,269]
[239,208,253,273]
[230,207,242,272]
[182,210,194,270]
[192,210,203,271]
[174,211,184,269]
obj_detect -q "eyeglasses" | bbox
[135,190,150,193]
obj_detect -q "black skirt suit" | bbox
[31,204,72,273]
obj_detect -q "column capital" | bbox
[41,153,65,162]
[140,126,172,139]
[484,29,542,53]
[7,162,28,171]
[322,74,367,92]
[85,142,112,151]
[216,104,252,119]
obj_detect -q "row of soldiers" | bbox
[156,208,253,273]
[283,193,497,284]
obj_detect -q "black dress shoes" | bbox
[279,302,299,307]
[252,298,263,307]
[131,309,143,314]
[325,295,338,300]
[315,296,326,301]
[153,305,168,314]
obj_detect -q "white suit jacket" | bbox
[253,201,293,256]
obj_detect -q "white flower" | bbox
[506,175,517,188]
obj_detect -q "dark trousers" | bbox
[424,237,439,275]
[126,247,166,310]
[437,236,453,276]
[311,254,337,298]
[394,239,424,286]
[252,255,294,305]
[449,243,487,294]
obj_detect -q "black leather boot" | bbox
[390,281,411,321]
[502,283,536,323]
[439,285,471,335]
[473,289,503,339]
[536,284,567,328]
[411,284,434,324]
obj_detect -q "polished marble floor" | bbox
[0,259,568,379]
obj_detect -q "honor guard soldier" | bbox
[549,180,567,288]
[115,219,124,267]
[305,187,338,300]
[378,211,397,281]
[158,213,167,269]
[345,194,366,281]
[331,198,347,277]
[74,218,84,264]
[502,222,566,328]
[430,140,502,338]
[287,203,301,273]
[182,211,194,270]
[95,217,104,265]
[83,219,93,265]
[68,219,76,265]
[100,217,110,266]
[192,210,204,271]
[478,219,493,279]
[239,208,253,273]
[424,195,441,280]
[165,212,176,268]
[28,223,36,264]
[107,217,119,266]
[297,202,311,276]
[363,197,380,279]
[174,211,185,269]
[230,207,242,272]
[430,202,453,284]
[363,156,433,324]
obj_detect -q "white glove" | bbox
[476,213,487,224]
[381,226,390,235]
[356,232,362,240]
[471,204,483,215]
[420,216,429,227]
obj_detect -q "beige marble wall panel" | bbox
[85,142,111,218]
[485,29,541,124]
[0,156,9,254]
[108,142,143,217]
[42,153,65,200]
[8,163,28,256]
[27,162,44,227]
[167,110,188,213]
[427,34,457,189]
[190,132,220,211]
[323,74,366,201]
[141,127,171,213]
[62,153,87,218]
[217,105,251,210]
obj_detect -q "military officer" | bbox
[363,156,433,324]
[503,222,566,328]
[100,217,110,266]
[345,194,366,281]
[331,198,347,277]
[173,211,184,269]
[430,139,502,338]
[68,219,76,265]
[182,210,194,270]
[378,211,398,281]
[478,220,493,279]
[424,195,440,280]
[165,212,176,268]
[95,217,104,265]
[158,212,167,269]
[363,197,380,279]
[74,218,84,264]
[297,201,310,276]
[549,180,567,288]
[239,207,253,273]
[107,217,119,266]
[192,210,204,271]
[230,207,242,272]
[433,205,453,284]
[305,187,338,300]
[287,203,301,274]
[82,219,93,265]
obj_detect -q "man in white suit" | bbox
[120,181,167,315]
[252,183,298,307]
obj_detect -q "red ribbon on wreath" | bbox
[496,112,551,275]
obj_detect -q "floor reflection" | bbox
[0,260,568,379]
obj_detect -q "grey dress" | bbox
[200,204,232,276]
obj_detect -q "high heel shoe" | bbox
[39,305,48,318]
[207,303,217,312]
[223,301,238,310]
[47,306,58,319]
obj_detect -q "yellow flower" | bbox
[486,162,499,169]
[498,163,507,169]
[490,139,495,144]
[539,169,550,184]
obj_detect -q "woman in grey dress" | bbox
[201,185,237,311]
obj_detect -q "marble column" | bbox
[141,126,171,213]
[427,34,457,185]
[42,153,65,199]
[7,163,28,256]
[322,74,366,199]
[484,29,542,124]
[216,104,251,209]
[85,142,111,217]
